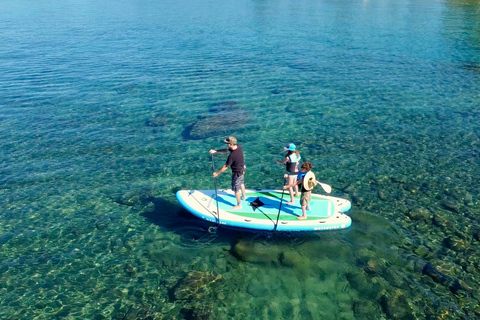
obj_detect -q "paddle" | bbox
[211,154,220,225]
[316,181,332,193]
[274,178,288,232]
[302,172,332,194]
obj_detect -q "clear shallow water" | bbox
[1,0,480,319]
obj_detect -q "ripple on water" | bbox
[2,0,480,318]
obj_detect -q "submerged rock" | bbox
[182,101,252,140]
[440,198,460,213]
[432,211,453,228]
[231,240,281,264]
[443,236,469,252]
[171,271,223,301]
[352,299,377,318]
[95,221,109,230]
[423,262,463,294]
[181,303,213,320]
[406,256,466,294]
[279,250,306,268]
[413,245,431,259]
[124,263,136,277]
[345,271,379,299]
[145,115,169,127]
[365,259,385,275]
[184,114,250,140]
[351,194,364,206]
[379,291,414,319]
[405,208,431,222]
[115,188,154,206]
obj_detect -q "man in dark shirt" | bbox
[209,136,246,209]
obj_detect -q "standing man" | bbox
[209,136,246,209]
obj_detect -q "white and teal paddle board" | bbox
[176,189,352,232]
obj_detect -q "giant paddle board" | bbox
[175,189,352,232]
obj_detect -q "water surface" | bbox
[1,0,480,319]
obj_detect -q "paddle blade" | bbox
[318,182,332,193]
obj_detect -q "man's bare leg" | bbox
[232,191,242,209]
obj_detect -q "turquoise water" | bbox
[1,0,480,318]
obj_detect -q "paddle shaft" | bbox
[211,154,221,225]
[274,178,288,231]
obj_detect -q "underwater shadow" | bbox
[139,194,254,247]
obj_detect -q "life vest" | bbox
[286,154,301,174]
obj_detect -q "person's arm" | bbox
[213,164,229,178]
[277,156,290,165]
[283,177,302,189]
[209,149,229,154]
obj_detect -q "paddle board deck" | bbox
[176,189,352,232]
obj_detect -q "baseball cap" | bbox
[224,136,237,145]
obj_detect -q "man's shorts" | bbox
[232,174,244,193]
[301,191,311,206]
